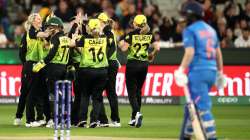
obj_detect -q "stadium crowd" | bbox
[0,0,250,48]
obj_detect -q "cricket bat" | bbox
[183,85,207,140]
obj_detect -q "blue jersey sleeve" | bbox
[182,28,195,48]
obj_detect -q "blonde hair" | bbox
[24,13,40,32]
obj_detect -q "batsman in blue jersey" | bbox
[174,1,226,140]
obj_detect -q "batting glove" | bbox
[215,71,227,89]
[174,67,188,87]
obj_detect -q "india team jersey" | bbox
[182,21,219,71]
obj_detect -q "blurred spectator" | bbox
[115,0,136,29]
[54,0,74,22]
[84,0,102,16]
[172,18,186,43]
[203,0,214,24]
[123,2,136,29]
[234,27,250,48]
[216,17,227,41]
[115,0,130,19]
[234,21,242,37]
[14,25,25,48]
[159,17,173,41]
[1,0,250,49]
[153,31,161,41]
[240,18,248,29]
[223,2,239,29]
[0,25,8,48]
[233,18,249,38]
[221,28,235,48]
[240,0,250,24]
[101,0,112,11]
[151,12,161,30]
[151,4,161,29]
[143,5,154,28]
[113,20,124,39]
[0,0,7,18]
[101,0,116,19]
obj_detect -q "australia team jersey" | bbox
[182,21,219,71]
[122,29,154,61]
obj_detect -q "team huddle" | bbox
[13,1,226,140]
[13,9,159,129]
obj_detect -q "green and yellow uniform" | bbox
[26,30,45,62]
[124,30,154,61]
[25,25,49,124]
[75,33,115,127]
[120,28,155,125]
[43,32,71,65]
[71,48,81,64]
[79,37,108,68]
[100,24,120,123]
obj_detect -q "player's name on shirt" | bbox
[88,38,105,45]
[133,35,152,41]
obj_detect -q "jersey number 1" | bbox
[89,47,104,62]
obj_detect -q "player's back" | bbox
[184,21,219,71]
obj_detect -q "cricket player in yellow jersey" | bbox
[32,17,72,127]
[119,14,160,128]
[16,13,50,127]
[71,18,116,128]
[97,12,121,127]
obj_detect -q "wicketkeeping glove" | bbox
[174,67,188,87]
[32,60,46,73]
[215,71,227,89]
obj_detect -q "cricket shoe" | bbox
[89,122,98,128]
[98,123,109,127]
[13,118,22,126]
[135,112,143,128]
[31,121,43,127]
[128,119,136,126]
[109,121,121,128]
[25,121,42,128]
[37,120,46,126]
[97,121,109,127]
[46,119,54,128]
[71,122,78,128]
[25,122,32,128]
[77,121,87,128]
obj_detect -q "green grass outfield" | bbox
[0,105,249,140]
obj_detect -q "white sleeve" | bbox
[234,38,240,48]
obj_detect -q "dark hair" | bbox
[242,26,250,31]
[245,0,250,6]
[0,25,3,33]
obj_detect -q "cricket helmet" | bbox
[133,14,147,27]
[46,17,64,27]
[98,12,109,22]
[88,19,101,30]
[181,1,204,18]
